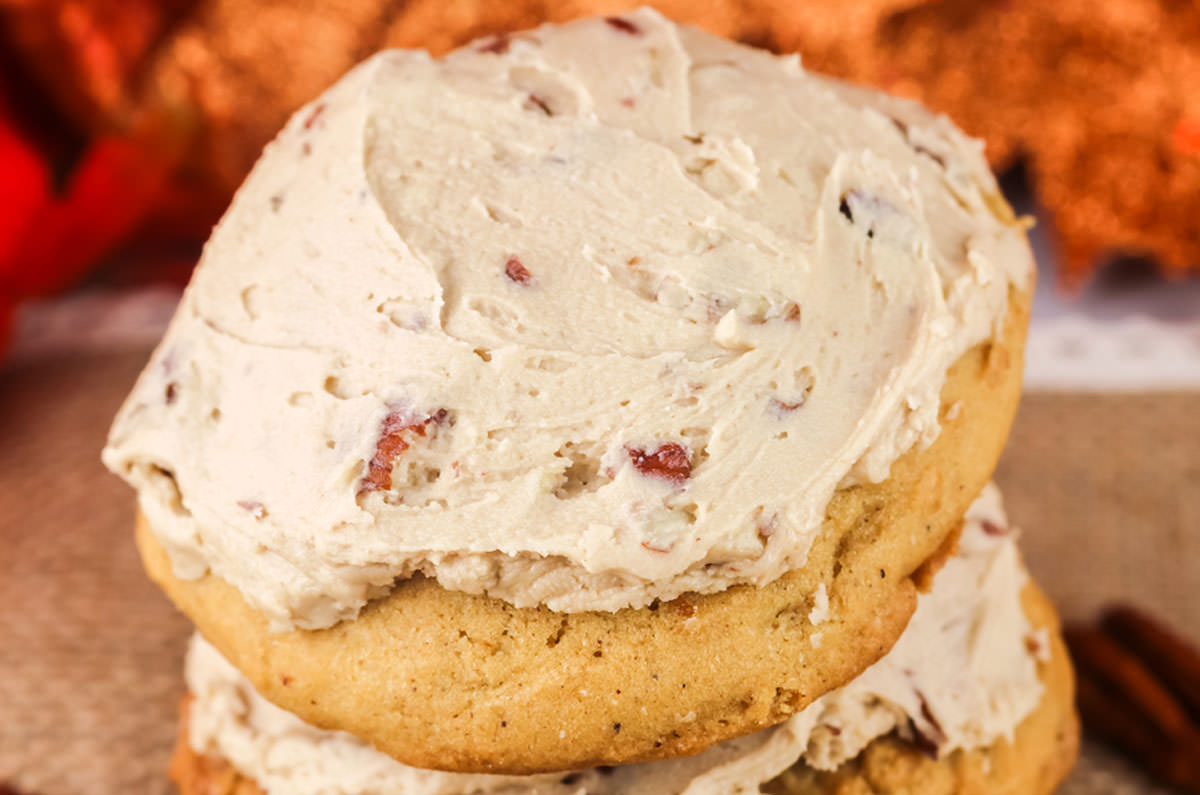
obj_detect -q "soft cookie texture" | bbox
[138,285,1028,775]
[104,8,1033,632]
[168,579,1076,795]
[109,7,1036,775]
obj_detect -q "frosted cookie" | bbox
[169,487,1077,793]
[107,9,1033,772]
[136,311,1024,773]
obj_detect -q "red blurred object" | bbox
[0,66,187,349]
[0,0,218,354]
[1,0,1197,358]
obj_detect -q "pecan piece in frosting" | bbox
[605,16,641,35]
[302,102,326,130]
[626,442,691,486]
[980,518,1010,537]
[768,397,805,417]
[360,408,448,493]
[523,95,553,117]
[905,691,948,759]
[476,34,510,54]
[504,255,533,284]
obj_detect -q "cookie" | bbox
[106,10,1034,631]
[167,516,1076,794]
[108,11,1035,774]
[137,283,1028,774]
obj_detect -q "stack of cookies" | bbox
[103,9,1079,793]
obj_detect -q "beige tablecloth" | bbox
[0,349,1196,793]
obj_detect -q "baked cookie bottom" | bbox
[168,583,1075,795]
[142,289,1030,775]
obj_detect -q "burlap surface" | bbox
[0,348,1195,794]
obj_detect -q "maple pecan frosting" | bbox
[103,9,1033,630]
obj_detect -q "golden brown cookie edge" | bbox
[169,570,1075,795]
[140,287,1030,774]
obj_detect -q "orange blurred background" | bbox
[2,0,1198,353]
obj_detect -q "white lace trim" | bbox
[10,278,1200,391]
[8,286,181,362]
[1024,313,1200,390]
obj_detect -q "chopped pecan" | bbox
[626,442,691,486]
[900,687,947,759]
[605,16,641,35]
[504,255,533,285]
[303,102,326,130]
[360,408,448,493]
[1103,605,1200,719]
[980,519,1009,537]
[524,94,552,116]
[906,718,940,759]
[1066,604,1200,793]
[477,34,510,54]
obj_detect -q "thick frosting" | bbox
[185,485,1044,794]
[103,8,1032,629]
